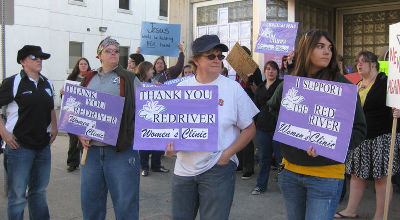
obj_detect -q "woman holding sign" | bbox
[61,58,92,172]
[268,30,367,220]
[137,61,170,176]
[165,35,258,220]
[152,44,185,83]
[335,51,400,220]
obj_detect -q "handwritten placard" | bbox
[133,86,218,151]
[58,83,125,146]
[387,22,400,109]
[273,75,358,163]
[140,21,181,57]
[255,21,298,55]
[226,42,258,83]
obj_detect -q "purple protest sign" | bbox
[163,75,194,86]
[273,75,358,163]
[255,21,298,55]
[141,76,194,88]
[142,82,157,87]
[58,83,125,146]
[133,86,218,151]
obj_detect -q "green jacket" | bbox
[267,75,367,166]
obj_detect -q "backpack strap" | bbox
[120,77,125,97]
[82,71,97,87]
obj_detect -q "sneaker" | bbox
[251,186,264,195]
[152,166,169,173]
[141,170,149,176]
[67,166,77,172]
[241,172,253,180]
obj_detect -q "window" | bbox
[69,42,83,69]
[68,0,86,7]
[160,0,168,17]
[341,9,400,68]
[119,0,129,10]
[119,47,129,69]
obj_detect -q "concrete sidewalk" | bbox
[0,134,399,219]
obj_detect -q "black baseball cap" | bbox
[17,45,50,64]
[192,35,228,54]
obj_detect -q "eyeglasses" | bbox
[203,54,225,61]
[356,60,371,65]
[103,49,120,54]
[29,55,41,61]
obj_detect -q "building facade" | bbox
[170,0,400,75]
[1,0,169,106]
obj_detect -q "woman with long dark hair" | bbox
[268,30,366,219]
[64,58,91,172]
[67,58,91,81]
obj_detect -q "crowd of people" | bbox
[0,29,399,220]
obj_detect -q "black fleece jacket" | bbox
[360,72,399,139]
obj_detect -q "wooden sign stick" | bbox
[81,140,90,165]
[383,117,397,220]
[81,148,88,165]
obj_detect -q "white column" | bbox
[252,0,266,72]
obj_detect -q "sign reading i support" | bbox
[273,75,358,163]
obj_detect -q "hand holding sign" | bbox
[393,108,400,118]
[178,44,183,53]
[165,142,178,157]
[307,146,318,157]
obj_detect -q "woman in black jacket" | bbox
[63,58,91,172]
[251,60,282,195]
[335,51,400,219]
[268,30,366,220]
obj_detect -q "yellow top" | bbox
[282,158,345,179]
[357,82,373,107]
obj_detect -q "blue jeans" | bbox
[5,144,51,220]
[256,130,281,191]
[139,150,163,171]
[172,161,236,220]
[278,169,344,220]
[81,145,140,220]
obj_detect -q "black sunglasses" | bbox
[203,54,225,61]
[29,55,41,60]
